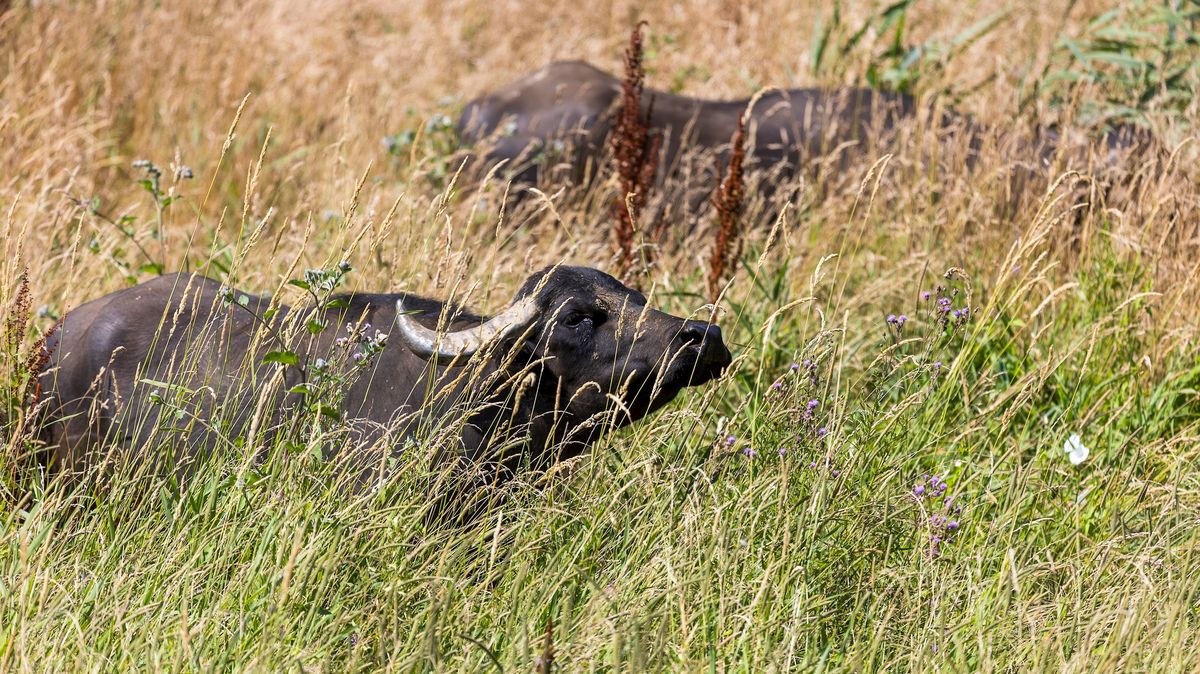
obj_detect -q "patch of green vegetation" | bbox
[2,205,1195,670]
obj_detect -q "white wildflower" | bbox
[1064,433,1089,465]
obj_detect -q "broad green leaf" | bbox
[263,350,299,366]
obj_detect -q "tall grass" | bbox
[0,0,1198,671]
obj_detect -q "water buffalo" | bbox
[456,60,957,192]
[34,266,731,495]
[456,61,1155,218]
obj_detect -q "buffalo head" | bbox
[394,266,731,460]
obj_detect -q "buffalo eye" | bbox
[561,312,594,330]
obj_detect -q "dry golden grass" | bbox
[0,0,1195,318]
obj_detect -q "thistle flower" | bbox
[930,478,948,497]
[916,473,965,558]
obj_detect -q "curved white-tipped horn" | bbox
[394,296,539,365]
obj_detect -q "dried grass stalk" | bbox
[610,21,660,280]
[707,111,747,302]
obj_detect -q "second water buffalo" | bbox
[457,60,956,189]
[456,60,1152,215]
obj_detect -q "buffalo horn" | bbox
[394,296,538,364]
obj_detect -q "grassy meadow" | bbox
[2,0,1200,671]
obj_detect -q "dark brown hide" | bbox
[36,267,731,488]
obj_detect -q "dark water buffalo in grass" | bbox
[35,267,731,501]
[456,61,1154,217]
[457,60,939,191]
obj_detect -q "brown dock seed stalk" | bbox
[610,21,660,281]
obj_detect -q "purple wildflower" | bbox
[913,485,926,496]
[725,435,736,446]
[922,290,931,301]
[743,447,757,458]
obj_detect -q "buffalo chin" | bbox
[625,356,723,420]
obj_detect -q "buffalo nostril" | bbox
[680,322,721,348]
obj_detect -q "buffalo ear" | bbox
[500,334,537,368]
